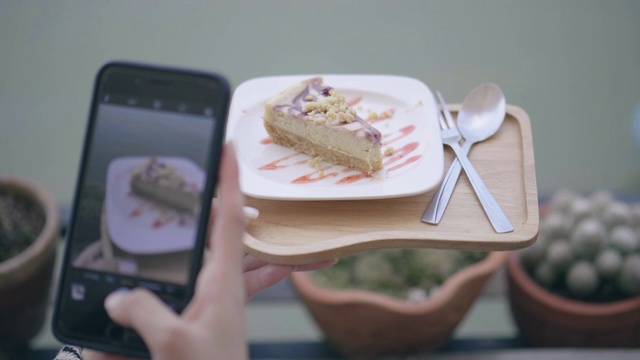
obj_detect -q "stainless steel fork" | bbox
[425,91,513,233]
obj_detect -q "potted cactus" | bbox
[507,190,640,347]
[290,248,507,357]
[0,176,59,351]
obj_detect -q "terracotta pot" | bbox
[506,252,640,347]
[0,176,59,349]
[290,251,508,357]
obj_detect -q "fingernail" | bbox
[105,288,130,310]
[243,206,259,221]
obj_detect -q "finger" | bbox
[209,143,246,270]
[295,259,338,272]
[194,144,246,304]
[243,255,337,273]
[243,264,294,301]
[242,256,336,300]
[104,288,181,346]
[242,254,271,272]
[207,202,258,256]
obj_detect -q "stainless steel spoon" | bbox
[422,83,512,232]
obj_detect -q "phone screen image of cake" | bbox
[69,103,215,286]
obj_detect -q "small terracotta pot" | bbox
[507,252,640,347]
[0,176,59,349]
[291,251,508,357]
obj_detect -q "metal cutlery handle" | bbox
[424,91,513,234]
[421,142,470,224]
[447,142,513,233]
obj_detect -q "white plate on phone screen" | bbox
[226,75,443,200]
[105,156,204,254]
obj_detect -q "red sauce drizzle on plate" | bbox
[336,173,371,184]
[129,205,143,218]
[127,199,193,229]
[152,214,176,229]
[383,142,420,167]
[259,153,300,170]
[260,137,273,145]
[347,96,362,107]
[382,125,415,145]
[388,154,421,172]
[292,167,339,184]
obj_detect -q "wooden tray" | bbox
[243,105,538,264]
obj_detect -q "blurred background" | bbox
[2,0,639,210]
[2,1,640,356]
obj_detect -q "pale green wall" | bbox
[1,1,639,208]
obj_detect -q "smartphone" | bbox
[52,62,230,357]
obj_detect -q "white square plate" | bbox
[226,75,443,200]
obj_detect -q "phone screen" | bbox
[53,63,229,354]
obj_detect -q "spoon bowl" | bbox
[457,83,506,144]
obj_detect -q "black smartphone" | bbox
[52,62,230,357]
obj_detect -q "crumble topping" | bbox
[367,109,395,121]
[309,156,323,169]
[384,146,395,156]
[308,157,325,177]
[302,88,356,124]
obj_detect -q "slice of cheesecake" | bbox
[263,77,383,174]
[130,157,200,214]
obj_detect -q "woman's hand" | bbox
[85,144,249,360]
[82,144,335,360]
[242,255,335,301]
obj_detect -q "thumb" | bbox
[104,288,181,343]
